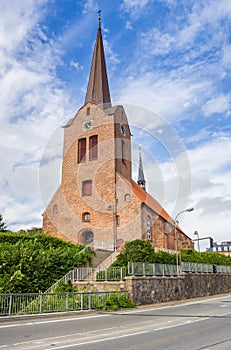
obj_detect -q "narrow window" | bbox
[82,212,90,222]
[78,138,86,163]
[89,135,98,160]
[116,215,120,226]
[82,180,92,196]
[124,194,130,202]
[147,216,151,240]
[87,107,90,115]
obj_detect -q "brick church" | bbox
[42,15,194,252]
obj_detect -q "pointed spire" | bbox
[137,145,146,191]
[85,12,111,108]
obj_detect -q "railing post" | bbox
[152,263,155,276]
[81,293,83,310]
[66,293,69,312]
[143,263,145,276]
[105,269,107,281]
[132,262,134,276]
[88,293,91,310]
[8,294,12,316]
[39,294,43,314]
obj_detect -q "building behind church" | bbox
[42,16,194,252]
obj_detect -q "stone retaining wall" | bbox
[125,274,231,305]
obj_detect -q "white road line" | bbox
[46,331,149,350]
[0,314,109,329]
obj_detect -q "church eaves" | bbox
[84,14,111,108]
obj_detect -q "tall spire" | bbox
[137,146,146,191]
[85,12,111,108]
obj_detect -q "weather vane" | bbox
[98,9,102,27]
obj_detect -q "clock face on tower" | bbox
[120,123,126,136]
[83,120,94,132]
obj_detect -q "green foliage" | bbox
[0,214,7,232]
[112,240,156,267]
[101,293,135,311]
[112,240,231,268]
[53,280,76,293]
[0,232,94,293]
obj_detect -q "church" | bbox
[42,15,194,252]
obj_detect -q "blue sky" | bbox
[0,0,231,250]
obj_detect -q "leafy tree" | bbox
[0,214,7,232]
[0,232,95,293]
[112,240,231,268]
[112,240,156,266]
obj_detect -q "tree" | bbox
[112,240,156,266]
[0,214,7,232]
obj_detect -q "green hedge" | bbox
[0,232,94,293]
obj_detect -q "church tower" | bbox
[43,15,132,250]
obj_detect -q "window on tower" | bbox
[89,135,98,160]
[82,212,91,222]
[87,107,90,115]
[82,180,92,196]
[78,138,86,163]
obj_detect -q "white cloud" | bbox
[222,43,231,70]
[70,60,84,71]
[202,94,231,117]
[121,0,152,17]
[82,0,99,14]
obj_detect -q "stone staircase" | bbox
[91,249,112,268]
[45,248,119,293]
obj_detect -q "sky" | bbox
[0,0,231,251]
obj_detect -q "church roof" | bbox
[85,15,111,108]
[131,179,186,235]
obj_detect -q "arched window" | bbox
[82,212,90,222]
[147,216,151,240]
[124,194,130,202]
[53,204,58,212]
[87,107,90,115]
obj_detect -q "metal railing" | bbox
[128,262,178,276]
[0,291,129,317]
[46,262,231,293]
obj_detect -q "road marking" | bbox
[47,330,149,349]
[0,314,109,329]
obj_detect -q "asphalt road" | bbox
[0,294,231,350]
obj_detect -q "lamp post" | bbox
[107,203,117,252]
[194,230,200,252]
[174,207,194,274]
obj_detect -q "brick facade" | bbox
[43,103,193,251]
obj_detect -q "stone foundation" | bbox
[125,274,231,305]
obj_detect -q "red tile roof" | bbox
[131,179,185,234]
